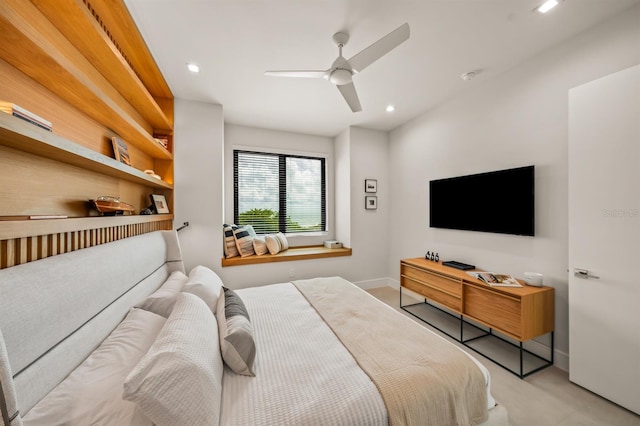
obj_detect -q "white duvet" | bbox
[221,283,388,426]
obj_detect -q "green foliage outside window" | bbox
[237,208,322,234]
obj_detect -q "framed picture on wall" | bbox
[365,196,377,210]
[365,179,377,193]
[150,194,170,214]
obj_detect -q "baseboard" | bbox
[380,277,570,371]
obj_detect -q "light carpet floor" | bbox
[366,286,640,426]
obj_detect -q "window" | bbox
[234,150,326,234]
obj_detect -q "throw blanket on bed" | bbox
[293,277,489,426]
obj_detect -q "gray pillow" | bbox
[215,287,256,376]
[135,270,188,318]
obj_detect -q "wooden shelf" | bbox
[0,214,173,240]
[222,246,352,267]
[30,0,173,131]
[0,0,172,160]
[0,113,172,190]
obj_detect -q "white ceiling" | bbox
[125,0,639,137]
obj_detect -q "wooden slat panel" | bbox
[0,215,172,269]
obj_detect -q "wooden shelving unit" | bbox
[0,0,175,228]
[0,0,173,160]
[0,114,172,190]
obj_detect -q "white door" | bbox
[568,64,640,415]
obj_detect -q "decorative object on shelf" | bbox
[365,195,377,210]
[364,179,377,193]
[324,240,343,249]
[144,169,162,179]
[0,101,52,131]
[425,251,439,262]
[150,194,170,214]
[90,196,135,216]
[523,272,544,287]
[111,136,132,166]
[153,135,169,149]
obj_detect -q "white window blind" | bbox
[234,150,326,234]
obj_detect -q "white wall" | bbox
[348,127,391,286]
[173,99,224,272]
[334,128,351,247]
[387,4,640,369]
[173,98,224,273]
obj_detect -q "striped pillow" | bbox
[216,287,256,376]
[233,226,255,257]
[223,224,239,258]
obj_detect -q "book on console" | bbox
[467,271,522,287]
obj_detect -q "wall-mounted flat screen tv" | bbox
[429,165,535,236]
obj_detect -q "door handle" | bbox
[574,268,600,279]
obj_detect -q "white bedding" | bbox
[23,308,165,426]
[220,283,388,426]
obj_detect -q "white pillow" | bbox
[135,270,188,317]
[182,265,224,314]
[265,234,281,255]
[23,308,165,426]
[275,232,289,250]
[123,293,224,426]
[252,236,268,255]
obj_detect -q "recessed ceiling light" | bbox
[536,0,559,13]
[187,63,200,73]
[386,105,396,112]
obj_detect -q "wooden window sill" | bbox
[221,246,352,267]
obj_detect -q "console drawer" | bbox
[402,276,461,312]
[401,263,462,298]
[464,285,521,338]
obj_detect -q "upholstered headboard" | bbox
[0,230,184,425]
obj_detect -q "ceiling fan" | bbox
[265,23,410,113]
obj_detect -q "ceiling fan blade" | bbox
[348,23,410,73]
[264,70,327,78]
[337,82,362,112]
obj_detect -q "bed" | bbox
[0,230,508,425]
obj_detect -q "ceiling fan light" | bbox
[537,0,559,13]
[329,69,352,85]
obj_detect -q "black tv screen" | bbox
[429,166,535,236]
